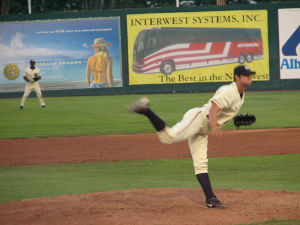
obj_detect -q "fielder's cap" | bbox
[30,59,35,63]
[234,65,256,76]
[91,38,112,47]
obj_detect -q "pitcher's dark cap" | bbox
[30,59,35,63]
[234,65,256,76]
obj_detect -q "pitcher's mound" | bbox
[1,188,299,225]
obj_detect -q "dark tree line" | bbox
[1,0,299,15]
[0,0,149,14]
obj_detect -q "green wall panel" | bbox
[1,2,300,98]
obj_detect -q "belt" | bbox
[92,70,103,73]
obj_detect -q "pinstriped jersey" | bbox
[202,82,244,127]
[24,67,41,83]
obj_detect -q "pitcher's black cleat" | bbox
[205,197,226,209]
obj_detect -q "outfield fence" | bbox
[0,2,300,98]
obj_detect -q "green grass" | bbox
[238,220,300,225]
[0,90,300,138]
[0,154,299,203]
[0,92,299,225]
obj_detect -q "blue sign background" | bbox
[0,18,122,90]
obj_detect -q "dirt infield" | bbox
[0,128,300,225]
[1,128,300,166]
[1,189,299,225]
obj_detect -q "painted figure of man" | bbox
[86,38,113,88]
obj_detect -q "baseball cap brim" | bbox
[234,65,256,76]
[91,43,112,47]
[243,70,256,76]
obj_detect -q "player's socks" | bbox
[143,108,166,131]
[196,173,215,201]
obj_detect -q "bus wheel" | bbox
[160,60,175,75]
[238,53,246,64]
[246,53,254,63]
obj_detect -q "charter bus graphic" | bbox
[132,27,264,75]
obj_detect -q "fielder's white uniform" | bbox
[158,82,244,174]
[20,67,45,107]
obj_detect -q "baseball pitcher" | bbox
[128,65,256,209]
[20,60,46,109]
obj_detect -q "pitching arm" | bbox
[209,101,222,138]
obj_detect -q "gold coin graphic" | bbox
[3,64,20,80]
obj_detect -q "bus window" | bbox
[137,40,144,52]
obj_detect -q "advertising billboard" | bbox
[0,17,122,92]
[127,10,269,85]
[278,8,300,79]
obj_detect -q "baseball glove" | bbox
[33,73,41,81]
[233,113,256,129]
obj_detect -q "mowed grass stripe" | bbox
[238,219,300,225]
[0,154,299,203]
[0,91,300,138]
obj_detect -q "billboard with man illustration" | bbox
[0,17,122,93]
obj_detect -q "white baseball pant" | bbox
[20,82,45,107]
[157,107,209,174]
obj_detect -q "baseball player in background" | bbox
[128,65,255,209]
[20,60,46,109]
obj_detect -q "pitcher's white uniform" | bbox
[158,82,244,174]
[20,66,45,108]
[128,64,254,208]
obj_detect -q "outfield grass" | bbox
[1,92,299,225]
[238,220,300,225]
[0,90,300,138]
[0,154,299,203]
